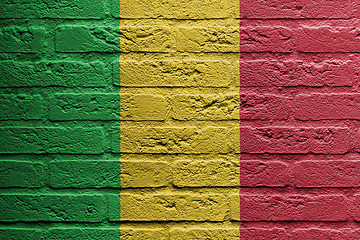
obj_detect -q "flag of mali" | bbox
[0,0,359,239]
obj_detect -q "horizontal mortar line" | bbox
[239,18,355,21]
[120,17,239,21]
[115,220,239,223]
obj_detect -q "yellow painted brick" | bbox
[120,194,226,221]
[169,228,239,240]
[175,26,239,52]
[231,127,240,154]
[121,94,168,121]
[118,60,234,87]
[120,26,239,53]
[230,194,240,221]
[121,161,170,188]
[173,160,239,187]
[120,127,235,154]
[120,26,174,53]
[120,228,167,240]
[170,94,239,120]
[119,0,235,19]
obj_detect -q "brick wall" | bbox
[0,0,121,239]
[240,0,360,239]
[0,0,241,239]
[118,0,241,238]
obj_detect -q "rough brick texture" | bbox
[0,0,240,238]
[240,0,360,238]
[0,0,121,238]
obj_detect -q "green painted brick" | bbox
[0,161,45,187]
[50,160,170,188]
[0,0,105,19]
[0,229,44,240]
[0,94,44,120]
[108,194,121,221]
[49,94,120,121]
[0,61,107,87]
[0,127,105,154]
[109,127,120,153]
[0,194,107,222]
[48,228,120,240]
[56,25,119,53]
[0,27,46,53]
[50,160,121,188]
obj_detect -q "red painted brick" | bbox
[352,194,360,221]
[241,161,289,187]
[294,94,360,120]
[240,60,353,87]
[240,0,354,19]
[240,27,293,52]
[240,94,292,120]
[292,228,354,240]
[293,161,360,187]
[240,194,348,221]
[240,127,351,154]
[241,228,288,240]
[296,27,360,52]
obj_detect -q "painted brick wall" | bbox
[240,0,360,239]
[0,0,121,239]
[118,0,241,238]
[0,0,241,239]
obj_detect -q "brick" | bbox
[292,228,353,240]
[296,27,360,52]
[175,26,239,52]
[121,94,168,121]
[110,194,226,221]
[351,194,360,221]
[56,26,119,53]
[240,94,292,120]
[237,194,348,221]
[241,161,289,187]
[120,26,174,53]
[50,160,170,188]
[116,0,234,19]
[240,228,288,240]
[49,94,119,121]
[230,194,240,220]
[294,94,360,120]
[173,160,239,187]
[116,60,235,87]
[0,161,45,187]
[0,127,104,154]
[48,228,120,240]
[293,161,360,187]
[0,194,106,222]
[170,228,239,239]
[240,127,351,154]
[171,94,239,120]
[0,27,46,53]
[0,94,44,120]
[0,229,44,240]
[240,27,293,52]
[0,61,107,87]
[239,60,353,87]
[120,26,239,53]
[120,229,167,240]
[50,160,120,188]
[117,127,236,154]
[121,161,170,188]
[0,0,105,19]
[240,0,354,19]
